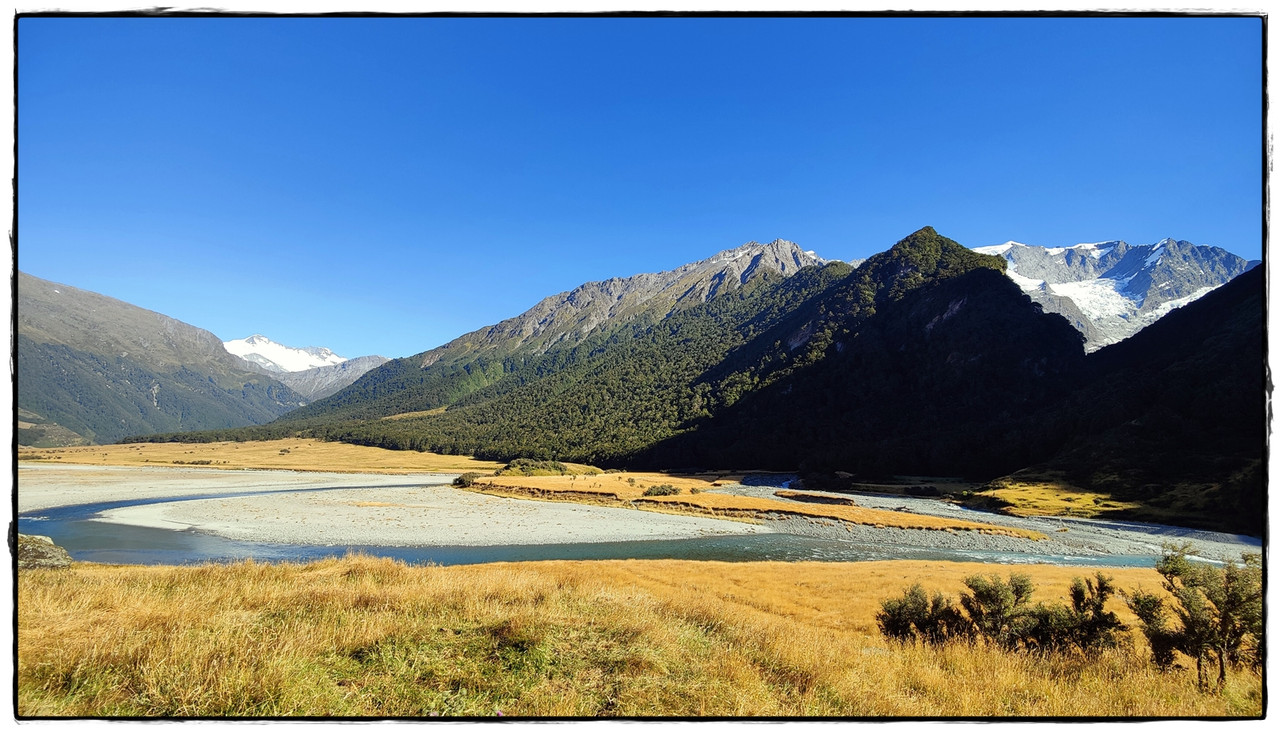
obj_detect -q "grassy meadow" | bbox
[17,556,1262,718]
[466,473,1045,540]
[17,438,506,474]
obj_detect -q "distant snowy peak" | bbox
[974,240,1121,259]
[972,238,1257,351]
[223,334,347,373]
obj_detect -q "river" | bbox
[16,464,1260,568]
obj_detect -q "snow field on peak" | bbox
[972,242,1018,255]
[223,336,347,373]
[1046,278,1138,321]
[1005,269,1046,291]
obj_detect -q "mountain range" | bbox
[972,238,1258,350]
[19,228,1263,534]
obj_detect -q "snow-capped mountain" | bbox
[223,334,347,373]
[973,238,1258,351]
[222,335,390,400]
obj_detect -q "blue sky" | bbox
[17,15,1264,359]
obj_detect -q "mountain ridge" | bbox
[279,238,828,423]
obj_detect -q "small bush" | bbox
[498,459,570,476]
[643,484,680,497]
[877,584,969,646]
[453,472,484,487]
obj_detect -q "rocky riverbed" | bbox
[724,483,1261,563]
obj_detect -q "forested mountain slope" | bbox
[278,239,826,423]
[17,271,306,446]
[308,227,1032,466]
[315,260,856,462]
[643,267,1088,477]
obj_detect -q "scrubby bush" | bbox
[452,472,484,487]
[877,554,1264,696]
[876,583,969,646]
[642,484,680,497]
[960,573,1036,650]
[1125,543,1263,691]
[879,571,1129,657]
[497,459,571,476]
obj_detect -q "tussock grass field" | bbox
[471,474,1045,540]
[17,438,506,474]
[978,472,1143,519]
[18,556,1261,718]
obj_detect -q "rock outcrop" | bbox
[17,534,73,570]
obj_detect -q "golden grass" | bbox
[467,474,1044,540]
[17,439,506,475]
[17,557,1261,718]
[380,407,449,420]
[981,474,1144,519]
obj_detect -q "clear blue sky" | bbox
[17,15,1264,359]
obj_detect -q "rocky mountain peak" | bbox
[416,238,827,368]
[223,335,347,373]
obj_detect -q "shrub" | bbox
[960,573,1036,650]
[498,459,570,476]
[878,571,1130,658]
[1066,573,1127,653]
[1125,589,1179,670]
[1125,543,1263,691]
[453,472,484,487]
[643,484,680,497]
[877,583,969,646]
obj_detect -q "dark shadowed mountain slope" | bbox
[17,272,305,446]
[640,267,1088,477]
[1036,265,1266,535]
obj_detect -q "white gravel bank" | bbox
[18,464,770,547]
